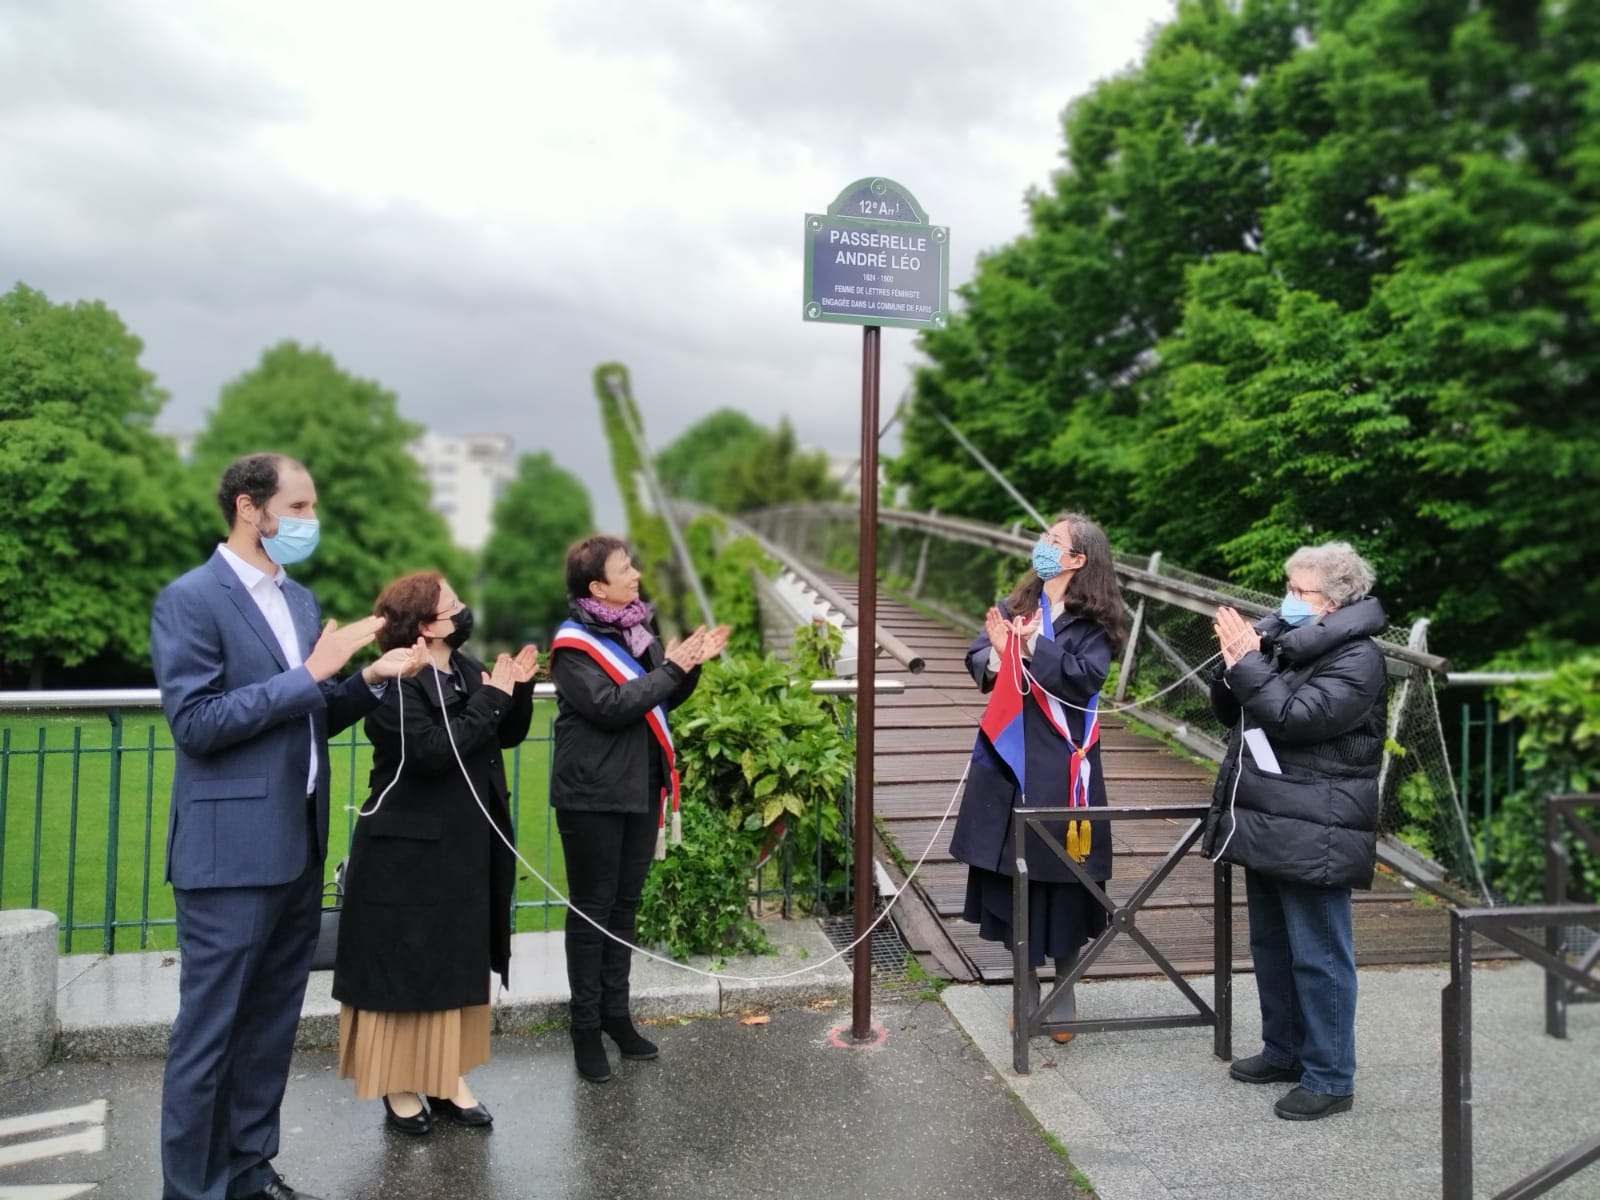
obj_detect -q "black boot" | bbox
[601,1014,659,1061]
[571,1027,612,1083]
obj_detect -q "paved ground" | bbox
[0,1000,1080,1200]
[8,920,1598,1200]
[943,962,1598,1200]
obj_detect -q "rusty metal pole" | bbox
[851,324,882,1039]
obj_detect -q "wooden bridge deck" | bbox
[827,578,1458,984]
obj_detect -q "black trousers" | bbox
[555,807,658,1029]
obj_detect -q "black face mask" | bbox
[443,605,475,649]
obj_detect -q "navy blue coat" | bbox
[151,549,383,889]
[948,601,1115,885]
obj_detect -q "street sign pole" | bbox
[852,323,881,1039]
[802,178,948,1040]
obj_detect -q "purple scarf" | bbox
[577,597,655,658]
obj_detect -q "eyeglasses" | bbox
[1040,534,1080,555]
[1285,584,1325,600]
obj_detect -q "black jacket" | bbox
[332,651,533,1012]
[550,602,701,813]
[948,600,1115,885]
[1201,596,1389,890]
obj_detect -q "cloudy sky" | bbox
[1,0,1173,527]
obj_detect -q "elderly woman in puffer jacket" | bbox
[1202,541,1387,1124]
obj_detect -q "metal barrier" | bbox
[1442,903,1600,1199]
[0,679,900,954]
[1545,794,1600,1039]
[1010,803,1233,1074]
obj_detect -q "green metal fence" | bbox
[0,698,568,954]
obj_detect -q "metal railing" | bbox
[0,679,900,954]
[1010,803,1233,1074]
[670,500,926,674]
[745,502,1500,904]
[1545,794,1600,1039]
[748,503,1448,673]
[1442,902,1600,1199]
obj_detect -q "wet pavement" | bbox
[0,1000,1082,1200]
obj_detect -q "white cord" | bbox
[354,662,970,984]
[1016,648,1224,715]
[1214,721,1245,861]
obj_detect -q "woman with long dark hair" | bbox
[950,512,1126,1039]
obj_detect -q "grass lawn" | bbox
[1,706,570,954]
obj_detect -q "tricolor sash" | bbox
[552,620,681,859]
[1033,595,1100,862]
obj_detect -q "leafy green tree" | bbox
[479,452,593,646]
[655,408,766,505]
[0,284,203,686]
[895,0,1600,665]
[189,342,469,621]
[656,413,841,514]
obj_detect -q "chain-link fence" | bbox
[747,504,1490,904]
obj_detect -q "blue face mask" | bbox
[1031,539,1064,581]
[261,512,320,565]
[1279,594,1316,627]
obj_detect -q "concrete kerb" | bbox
[50,919,850,1063]
[0,909,59,1083]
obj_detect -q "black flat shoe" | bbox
[1275,1086,1354,1121]
[382,1095,432,1135]
[601,1014,659,1060]
[425,1095,494,1127]
[1228,1054,1302,1085]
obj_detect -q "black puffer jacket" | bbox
[1201,596,1388,890]
[550,601,701,813]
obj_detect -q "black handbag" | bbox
[310,858,346,971]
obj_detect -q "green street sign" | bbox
[803,177,949,331]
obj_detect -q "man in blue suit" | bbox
[152,453,426,1200]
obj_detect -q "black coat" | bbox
[331,651,533,1012]
[1201,596,1389,890]
[550,602,701,813]
[948,601,1115,884]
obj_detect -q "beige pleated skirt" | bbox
[337,1004,492,1099]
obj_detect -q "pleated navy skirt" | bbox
[962,865,1108,969]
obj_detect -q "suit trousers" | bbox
[556,807,658,1030]
[161,829,321,1200]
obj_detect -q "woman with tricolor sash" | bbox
[550,535,729,1083]
[950,512,1126,1041]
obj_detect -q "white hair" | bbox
[1284,541,1376,608]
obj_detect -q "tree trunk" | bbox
[29,653,45,690]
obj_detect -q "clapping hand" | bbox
[310,615,385,683]
[509,644,539,684]
[363,636,429,684]
[666,625,729,671]
[483,653,517,695]
[984,607,1010,655]
[1213,606,1260,668]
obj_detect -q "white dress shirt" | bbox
[217,544,318,795]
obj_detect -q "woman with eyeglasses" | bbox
[1203,542,1387,1122]
[332,571,538,1134]
[950,512,1126,1044]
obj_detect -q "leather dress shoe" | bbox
[382,1094,433,1135]
[425,1095,494,1127]
[236,1173,325,1200]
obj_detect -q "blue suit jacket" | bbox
[151,550,382,890]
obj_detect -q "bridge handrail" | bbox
[748,503,1451,677]
[667,500,926,674]
[0,678,907,712]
